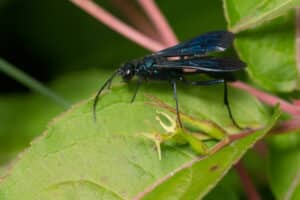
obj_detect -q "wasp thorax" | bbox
[119,62,135,81]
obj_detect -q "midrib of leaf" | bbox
[227,0,295,33]
[283,165,300,200]
[296,8,300,77]
[196,148,237,200]
[135,105,280,200]
[1,84,278,198]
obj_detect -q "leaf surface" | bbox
[224,0,300,32]
[224,4,299,92]
[0,81,279,200]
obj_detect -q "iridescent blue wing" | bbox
[153,57,246,72]
[154,31,234,57]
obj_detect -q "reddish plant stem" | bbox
[235,162,261,200]
[69,0,164,51]
[269,117,300,135]
[110,0,161,41]
[253,141,268,158]
[210,117,300,155]
[231,81,300,116]
[137,0,178,46]
[293,99,300,107]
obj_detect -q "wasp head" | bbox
[119,62,135,82]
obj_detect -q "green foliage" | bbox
[0,0,299,199]
[222,1,300,198]
[0,70,106,166]
[235,12,298,92]
[0,82,280,199]
[224,1,299,92]
[204,171,242,200]
[268,133,300,200]
[224,0,300,32]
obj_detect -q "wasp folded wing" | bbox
[154,31,234,57]
[153,57,246,72]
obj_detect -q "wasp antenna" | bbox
[93,71,119,122]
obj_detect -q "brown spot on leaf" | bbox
[210,165,219,172]
[120,190,128,197]
[100,176,108,183]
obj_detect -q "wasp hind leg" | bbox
[181,76,242,129]
[223,81,242,129]
[171,80,183,128]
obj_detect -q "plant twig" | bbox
[253,141,268,158]
[293,99,300,107]
[235,162,261,200]
[230,81,300,116]
[137,0,178,46]
[110,0,160,41]
[69,0,164,51]
[0,58,70,108]
[269,117,300,135]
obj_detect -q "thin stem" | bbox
[209,127,260,155]
[208,116,300,155]
[0,58,70,108]
[269,117,300,135]
[137,0,178,46]
[110,0,160,41]
[69,0,165,52]
[230,81,300,116]
[235,162,261,200]
[253,141,268,158]
[293,99,300,107]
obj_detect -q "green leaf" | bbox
[0,81,279,199]
[141,108,280,200]
[233,11,298,92]
[268,133,300,200]
[223,0,300,32]
[223,1,300,92]
[0,70,109,167]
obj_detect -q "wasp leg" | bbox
[93,71,119,121]
[181,77,242,129]
[171,80,183,128]
[130,79,142,103]
[223,80,242,129]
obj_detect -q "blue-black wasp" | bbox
[93,31,246,128]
